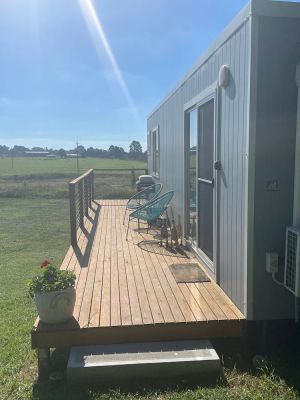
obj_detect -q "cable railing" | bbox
[69,169,94,247]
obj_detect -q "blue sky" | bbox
[0,0,252,151]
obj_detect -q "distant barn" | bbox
[25,151,50,157]
[66,153,81,158]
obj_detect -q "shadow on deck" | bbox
[31,200,245,350]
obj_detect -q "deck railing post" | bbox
[131,168,135,188]
[88,172,92,207]
[69,183,77,247]
[91,170,94,201]
[78,180,84,229]
[68,169,95,246]
[83,176,89,217]
[86,175,90,209]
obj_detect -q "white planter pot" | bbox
[35,287,76,324]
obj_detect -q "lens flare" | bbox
[78,0,141,127]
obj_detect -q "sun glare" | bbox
[78,0,142,128]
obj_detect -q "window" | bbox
[151,127,159,177]
[147,131,151,157]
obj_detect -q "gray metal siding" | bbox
[253,16,300,320]
[147,20,251,314]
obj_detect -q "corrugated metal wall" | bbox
[253,16,300,320]
[147,20,251,313]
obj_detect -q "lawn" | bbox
[0,157,147,199]
[0,157,146,176]
[0,162,300,399]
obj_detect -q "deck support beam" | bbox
[37,348,50,379]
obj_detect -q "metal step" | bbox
[67,340,220,385]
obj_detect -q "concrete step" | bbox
[67,340,220,385]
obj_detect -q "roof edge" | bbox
[147,1,251,119]
[148,0,300,120]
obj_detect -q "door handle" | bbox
[214,160,222,170]
[198,178,214,186]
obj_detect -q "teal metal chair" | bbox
[126,191,174,240]
[123,183,162,225]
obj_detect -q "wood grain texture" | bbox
[32,200,245,349]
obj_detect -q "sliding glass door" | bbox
[187,98,215,266]
[188,109,198,243]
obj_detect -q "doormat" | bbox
[169,263,210,283]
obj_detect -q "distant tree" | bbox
[86,147,96,157]
[58,148,66,158]
[77,145,86,158]
[98,149,108,158]
[12,145,28,156]
[0,145,9,155]
[108,145,126,159]
[129,141,142,159]
[31,146,44,151]
[86,147,107,158]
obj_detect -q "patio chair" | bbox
[123,183,162,225]
[126,190,174,240]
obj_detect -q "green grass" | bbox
[0,200,300,400]
[0,157,146,176]
[0,161,300,399]
[0,157,146,200]
[0,198,70,400]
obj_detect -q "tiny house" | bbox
[147,0,300,321]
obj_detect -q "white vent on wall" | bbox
[284,226,300,297]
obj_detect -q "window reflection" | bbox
[188,109,197,242]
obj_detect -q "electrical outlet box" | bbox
[266,252,279,273]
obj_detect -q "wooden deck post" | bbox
[83,177,89,217]
[88,172,93,207]
[78,180,84,229]
[91,170,94,201]
[69,183,77,247]
[68,169,94,247]
[131,169,135,188]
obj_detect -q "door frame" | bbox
[183,81,220,280]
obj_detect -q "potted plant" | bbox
[29,260,76,324]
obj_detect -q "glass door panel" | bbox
[197,99,214,261]
[188,109,198,242]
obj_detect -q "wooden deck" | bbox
[31,200,245,349]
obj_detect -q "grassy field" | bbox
[0,157,146,176]
[0,158,300,399]
[0,157,147,199]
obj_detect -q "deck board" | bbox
[31,200,245,349]
[89,203,108,327]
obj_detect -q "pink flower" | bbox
[40,260,51,269]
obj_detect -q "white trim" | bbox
[185,240,217,281]
[147,130,151,174]
[192,241,214,274]
[151,126,160,178]
[184,81,218,112]
[244,14,259,320]
[214,85,221,285]
[183,84,219,279]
